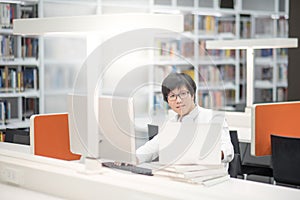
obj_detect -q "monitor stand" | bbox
[78,157,103,175]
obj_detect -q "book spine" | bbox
[0,101,5,124]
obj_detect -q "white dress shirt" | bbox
[136,106,234,166]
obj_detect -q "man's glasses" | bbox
[167,90,190,101]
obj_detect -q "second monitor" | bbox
[98,95,137,164]
[68,94,137,164]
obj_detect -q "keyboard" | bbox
[102,162,153,176]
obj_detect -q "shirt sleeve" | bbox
[136,135,159,164]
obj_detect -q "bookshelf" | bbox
[8,0,293,121]
[149,0,291,113]
[206,38,297,111]
[0,0,40,133]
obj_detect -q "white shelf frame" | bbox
[206,38,298,108]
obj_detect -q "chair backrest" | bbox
[229,130,240,154]
[271,134,300,186]
[30,113,81,161]
[228,130,242,178]
[147,124,158,140]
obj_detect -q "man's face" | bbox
[167,86,195,117]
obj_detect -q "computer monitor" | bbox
[68,94,137,165]
[251,101,300,156]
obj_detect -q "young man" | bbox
[136,72,234,166]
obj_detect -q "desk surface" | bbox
[1,172,299,200]
[0,182,64,200]
[1,150,300,200]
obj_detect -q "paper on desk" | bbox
[158,122,221,165]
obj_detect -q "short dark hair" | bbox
[161,72,196,102]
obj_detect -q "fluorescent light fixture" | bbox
[206,38,298,50]
[1,0,22,3]
[152,9,181,15]
[271,14,280,20]
[191,10,229,17]
[13,13,184,36]
[1,0,38,5]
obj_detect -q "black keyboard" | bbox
[102,162,153,176]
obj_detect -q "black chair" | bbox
[228,130,243,178]
[228,130,273,181]
[240,143,273,180]
[147,124,158,140]
[271,134,300,187]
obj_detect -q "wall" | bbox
[288,0,300,101]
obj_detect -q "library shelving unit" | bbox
[12,11,184,150]
[206,38,297,111]
[0,0,40,135]
[15,0,291,117]
[148,0,290,113]
[3,0,292,127]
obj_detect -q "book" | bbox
[0,101,5,124]
[157,163,223,173]
[153,166,227,179]
[23,67,38,90]
[151,162,229,185]
[173,174,230,186]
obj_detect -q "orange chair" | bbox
[30,113,81,161]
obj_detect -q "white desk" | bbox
[0,182,64,200]
[1,150,300,200]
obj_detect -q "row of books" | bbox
[198,65,235,84]
[155,39,235,58]
[198,15,234,34]
[0,100,11,124]
[0,36,38,59]
[255,88,273,103]
[277,87,288,102]
[255,18,275,37]
[155,40,194,58]
[0,35,15,60]
[199,40,235,58]
[22,97,39,120]
[21,38,39,58]
[0,131,4,142]
[277,18,289,37]
[155,40,181,58]
[198,15,217,33]
[0,66,38,92]
[0,97,38,125]
[185,14,288,37]
[185,14,236,35]
[278,64,287,82]
[0,3,38,29]
[255,67,272,81]
[152,163,229,186]
[198,91,232,109]
[240,19,251,38]
[217,20,236,35]
[277,48,288,57]
[0,3,13,28]
[255,49,274,57]
[254,88,288,103]
[239,49,289,61]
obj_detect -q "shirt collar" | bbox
[176,105,199,122]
